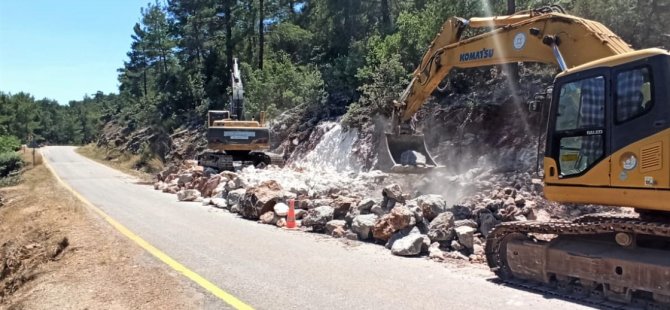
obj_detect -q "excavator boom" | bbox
[384,7,633,172]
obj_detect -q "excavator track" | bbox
[485,217,670,309]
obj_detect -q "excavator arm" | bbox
[383,7,633,172]
[397,9,632,121]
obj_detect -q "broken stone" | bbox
[260,211,279,225]
[302,206,334,232]
[391,233,424,256]
[473,244,485,256]
[201,175,222,197]
[240,180,282,219]
[227,188,246,206]
[274,202,289,217]
[356,198,376,214]
[372,205,415,241]
[177,173,194,186]
[382,183,404,203]
[332,196,358,219]
[428,244,445,260]
[211,198,228,209]
[330,226,346,238]
[454,219,478,229]
[276,218,287,228]
[345,231,359,240]
[414,194,447,221]
[177,189,201,202]
[294,209,307,220]
[351,214,378,240]
[326,220,347,236]
[400,150,427,166]
[451,240,464,251]
[370,204,386,216]
[202,198,212,206]
[478,212,499,237]
[455,226,476,250]
[427,212,455,241]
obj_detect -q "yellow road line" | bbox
[42,151,254,310]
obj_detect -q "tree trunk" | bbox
[258,0,265,70]
[381,0,391,34]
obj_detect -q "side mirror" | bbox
[528,87,553,113]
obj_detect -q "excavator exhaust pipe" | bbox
[379,133,441,173]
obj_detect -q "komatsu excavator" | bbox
[387,5,670,308]
[198,58,282,171]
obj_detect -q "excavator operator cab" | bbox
[208,110,230,127]
[543,50,670,209]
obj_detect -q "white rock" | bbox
[274,202,289,216]
[455,226,476,250]
[211,198,228,209]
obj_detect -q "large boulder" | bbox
[455,226,476,250]
[478,211,500,237]
[390,229,425,256]
[240,180,283,219]
[372,205,415,241]
[332,196,358,219]
[351,214,378,240]
[427,211,455,241]
[414,195,447,221]
[302,206,334,232]
[227,188,246,206]
[382,184,405,203]
[325,220,347,237]
[356,198,376,214]
[177,173,194,186]
[201,175,222,197]
[177,189,201,202]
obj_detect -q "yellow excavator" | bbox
[387,5,670,308]
[198,58,282,171]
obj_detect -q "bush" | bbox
[0,135,21,153]
[0,152,23,177]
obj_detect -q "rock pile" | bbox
[153,156,630,264]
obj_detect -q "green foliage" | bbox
[0,152,23,178]
[0,92,109,145]
[0,135,21,153]
[5,0,668,151]
[343,54,409,127]
[242,54,327,119]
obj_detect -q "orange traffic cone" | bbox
[286,199,297,229]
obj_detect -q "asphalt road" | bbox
[42,146,593,310]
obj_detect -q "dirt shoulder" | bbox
[0,151,205,309]
[76,144,160,183]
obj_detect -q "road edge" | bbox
[42,148,253,310]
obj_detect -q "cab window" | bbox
[555,76,605,177]
[616,67,652,123]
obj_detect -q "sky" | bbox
[0,1,144,105]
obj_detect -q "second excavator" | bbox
[386,5,670,308]
[198,58,282,171]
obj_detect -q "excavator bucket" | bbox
[379,133,441,173]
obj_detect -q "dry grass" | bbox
[0,149,204,308]
[76,144,161,183]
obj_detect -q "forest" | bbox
[1,0,668,147]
